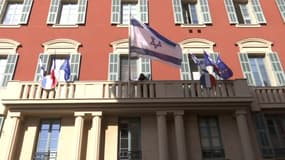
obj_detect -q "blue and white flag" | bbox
[130,18,182,67]
[216,55,233,80]
[60,58,71,81]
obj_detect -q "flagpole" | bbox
[128,11,132,98]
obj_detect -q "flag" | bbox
[130,18,182,67]
[191,54,201,65]
[203,51,220,75]
[216,55,233,80]
[200,72,216,88]
[60,58,71,81]
[39,56,46,80]
[50,57,57,87]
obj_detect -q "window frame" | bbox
[46,0,87,26]
[237,38,285,86]
[0,0,33,25]
[35,39,81,82]
[34,119,61,160]
[275,0,285,22]
[224,0,266,25]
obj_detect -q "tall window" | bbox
[111,0,148,24]
[35,39,81,82]
[119,118,141,160]
[237,38,285,86]
[180,39,218,80]
[109,39,151,81]
[224,0,266,24]
[255,113,285,158]
[34,120,61,160]
[172,0,212,25]
[47,0,87,25]
[0,0,33,25]
[275,0,285,22]
[198,117,225,160]
[0,39,20,87]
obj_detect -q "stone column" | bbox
[156,111,168,160]
[174,111,187,160]
[5,112,21,160]
[74,112,85,160]
[236,110,255,160]
[91,112,102,160]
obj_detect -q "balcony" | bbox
[0,79,252,106]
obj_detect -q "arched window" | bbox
[34,39,81,82]
[179,38,218,80]
[237,38,285,86]
[108,39,151,81]
[0,39,20,87]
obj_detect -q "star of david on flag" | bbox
[130,18,182,67]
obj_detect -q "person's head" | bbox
[138,73,146,81]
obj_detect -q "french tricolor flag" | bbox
[41,58,57,90]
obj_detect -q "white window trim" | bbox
[0,39,20,54]
[236,38,281,86]
[42,38,81,54]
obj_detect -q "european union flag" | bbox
[60,58,71,81]
[216,56,233,80]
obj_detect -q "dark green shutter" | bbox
[108,53,120,81]
[70,53,81,81]
[77,0,87,24]
[47,0,60,24]
[19,0,33,24]
[111,0,121,24]
[181,54,191,80]
[239,53,255,85]
[268,52,285,86]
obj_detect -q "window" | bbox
[237,38,285,86]
[276,0,285,22]
[172,0,212,25]
[47,0,87,25]
[0,0,33,25]
[180,38,218,80]
[255,113,285,158]
[111,0,148,24]
[119,118,141,160]
[198,117,225,160]
[34,120,60,160]
[109,39,151,81]
[224,0,266,25]
[0,39,20,87]
[35,39,81,82]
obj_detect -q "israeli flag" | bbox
[130,18,182,67]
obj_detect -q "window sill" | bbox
[0,24,21,28]
[116,24,129,28]
[180,24,207,28]
[52,24,79,28]
[235,24,261,28]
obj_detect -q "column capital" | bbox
[235,110,247,116]
[74,112,86,117]
[173,110,184,116]
[8,111,21,118]
[156,111,167,116]
[91,111,102,117]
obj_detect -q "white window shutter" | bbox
[2,54,18,87]
[19,0,33,24]
[77,0,87,24]
[109,53,120,81]
[34,54,49,82]
[238,53,255,86]
[252,0,266,24]
[0,0,4,17]
[276,0,285,22]
[200,0,212,24]
[70,53,81,81]
[139,0,148,23]
[111,0,121,24]
[47,0,60,24]
[224,0,238,24]
[140,57,151,80]
[268,52,285,86]
[181,54,191,80]
[172,0,183,24]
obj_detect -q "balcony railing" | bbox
[1,79,251,102]
[253,86,285,108]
